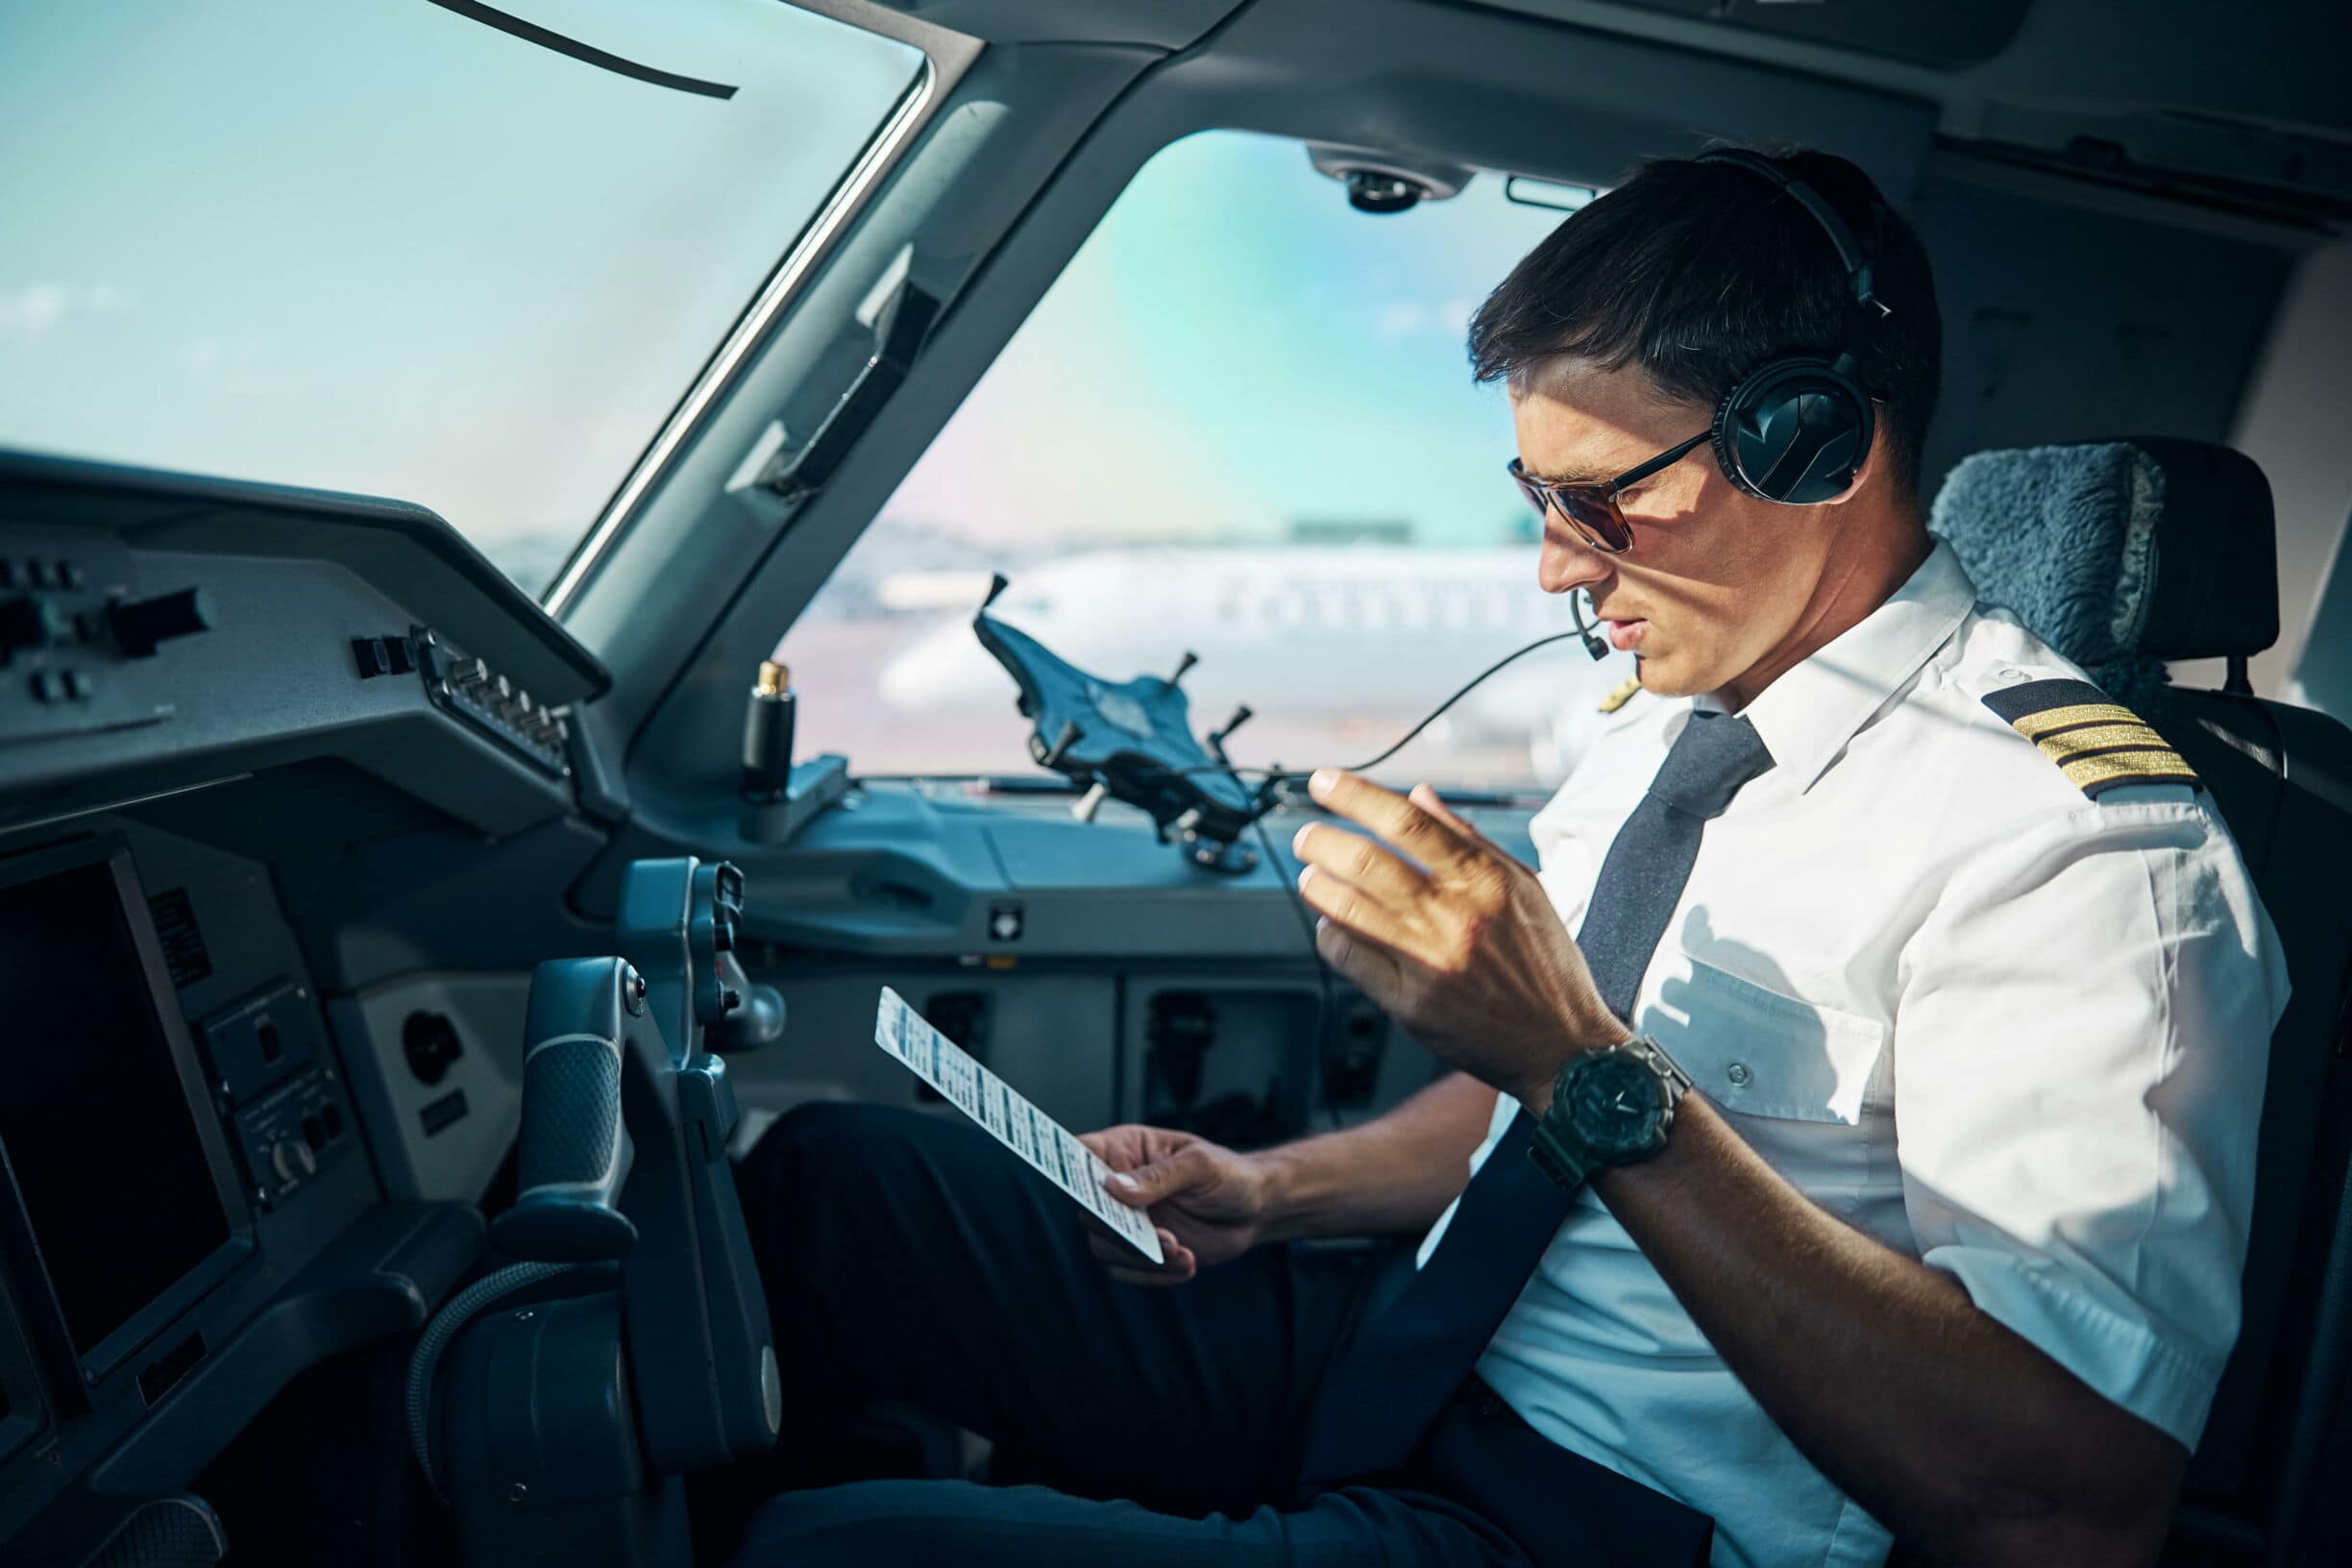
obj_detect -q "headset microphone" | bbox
[1568,589,1609,661]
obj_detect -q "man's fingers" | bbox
[1296,863,1422,952]
[1408,783,1487,845]
[1103,1144,1206,1208]
[1315,916,1408,1011]
[1093,1229,1196,1286]
[1108,1262,1194,1287]
[1103,1168,1152,1209]
[1088,1231,1178,1269]
[1307,769,1478,870]
[1290,821,1430,904]
[1078,1124,1160,1170]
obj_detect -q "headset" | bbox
[1692,147,1893,507]
[1553,150,1897,656]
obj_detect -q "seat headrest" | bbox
[1928,437,2279,670]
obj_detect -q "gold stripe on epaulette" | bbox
[2035,723,2173,761]
[1597,674,1643,714]
[2058,750,2201,791]
[2011,702,2144,741]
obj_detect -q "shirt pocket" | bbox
[1642,954,1889,1125]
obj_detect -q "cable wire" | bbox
[1208,618,1603,1128]
[1166,603,1610,1127]
[1180,625,1600,786]
[405,1260,582,1498]
[1225,760,1336,1124]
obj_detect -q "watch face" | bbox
[1567,1050,1669,1158]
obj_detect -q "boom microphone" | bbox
[1568,587,1609,661]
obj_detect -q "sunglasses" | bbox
[1507,430,1710,554]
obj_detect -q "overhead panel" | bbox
[1607,0,2034,68]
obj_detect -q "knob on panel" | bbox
[109,586,213,656]
[270,1136,318,1184]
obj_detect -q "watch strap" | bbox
[1526,1113,1598,1189]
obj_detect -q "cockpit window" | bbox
[0,0,924,596]
[774,130,1629,792]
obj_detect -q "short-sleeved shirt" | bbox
[1413,538,2288,1568]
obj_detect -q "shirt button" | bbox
[1727,1063,1752,1087]
[1994,666,2032,685]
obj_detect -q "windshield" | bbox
[0,0,924,596]
[773,130,1636,794]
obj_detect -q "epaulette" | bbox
[1597,674,1643,714]
[1980,677,2199,799]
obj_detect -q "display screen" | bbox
[0,859,233,1360]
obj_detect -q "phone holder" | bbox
[974,576,1277,873]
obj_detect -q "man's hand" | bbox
[1079,1124,1274,1286]
[1293,769,1622,1111]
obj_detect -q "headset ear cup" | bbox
[1710,358,1874,504]
[1710,376,1767,501]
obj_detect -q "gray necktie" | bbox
[1298,707,1775,1485]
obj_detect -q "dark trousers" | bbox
[727,1102,1711,1566]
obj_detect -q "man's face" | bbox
[1511,355,1853,701]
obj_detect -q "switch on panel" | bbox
[0,532,204,745]
[409,625,570,778]
[108,586,213,656]
[0,593,72,656]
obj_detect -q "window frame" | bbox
[541,0,982,615]
[599,6,1934,805]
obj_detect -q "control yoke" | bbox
[489,858,782,1475]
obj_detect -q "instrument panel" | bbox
[0,820,387,1550]
[0,840,255,1406]
[0,452,600,1557]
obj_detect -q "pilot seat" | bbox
[1923,435,2352,1565]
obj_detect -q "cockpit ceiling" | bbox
[1460,0,2352,222]
[877,1,2352,224]
[1602,0,2032,67]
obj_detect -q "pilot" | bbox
[726,147,2284,1567]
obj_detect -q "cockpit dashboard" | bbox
[0,449,1428,1564]
[0,453,605,1558]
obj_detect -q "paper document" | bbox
[872,987,1165,1263]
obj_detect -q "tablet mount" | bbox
[973,575,1281,873]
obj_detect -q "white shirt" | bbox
[1415,540,2288,1568]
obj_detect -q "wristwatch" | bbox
[1526,1036,1695,1190]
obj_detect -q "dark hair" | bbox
[1467,147,1943,490]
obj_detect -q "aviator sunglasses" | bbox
[1507,429,1710,554]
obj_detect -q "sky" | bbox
[881,130,1578,552]
[0,0,920,594]
[0,7,1580,593]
